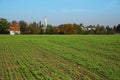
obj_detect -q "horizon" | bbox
[0,0,120,27]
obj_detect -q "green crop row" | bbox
[0,35,120,80]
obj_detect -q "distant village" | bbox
[0,17,120,35]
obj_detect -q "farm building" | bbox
[81,26,96,31]
[10,21,20,35]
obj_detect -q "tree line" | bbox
[0,18,120,34]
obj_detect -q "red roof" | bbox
[10,21,20,31]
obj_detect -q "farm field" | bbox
[0,35,120,80]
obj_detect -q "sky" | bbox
[0,0,120,26]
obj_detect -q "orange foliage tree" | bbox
[58,24,77,34]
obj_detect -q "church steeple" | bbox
[42,16,47,33]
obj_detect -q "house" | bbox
[81,26,96,31]
[10,21,20,35]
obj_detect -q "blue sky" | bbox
[0,0,120,26]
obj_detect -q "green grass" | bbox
[0,35,120,80]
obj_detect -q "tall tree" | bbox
[19,20,28,34]
[113,26,117,33]
[116,24,120,33]
[0,18,9,33]
[46,24,54,34]
[29,22,40,34]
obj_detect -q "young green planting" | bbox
[0,35,119,80]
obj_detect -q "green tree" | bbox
[73,23,83,34]
[46,24,54,34]
[19,20,28,34]
[95,25,106,34]
[113,26,117,33]
[116,24,120,33]
[106,26,115,34]
[0,18,9,33]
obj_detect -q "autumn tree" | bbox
[59,24,77,34]
[53,27,60,34]
[29,22,40,34]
